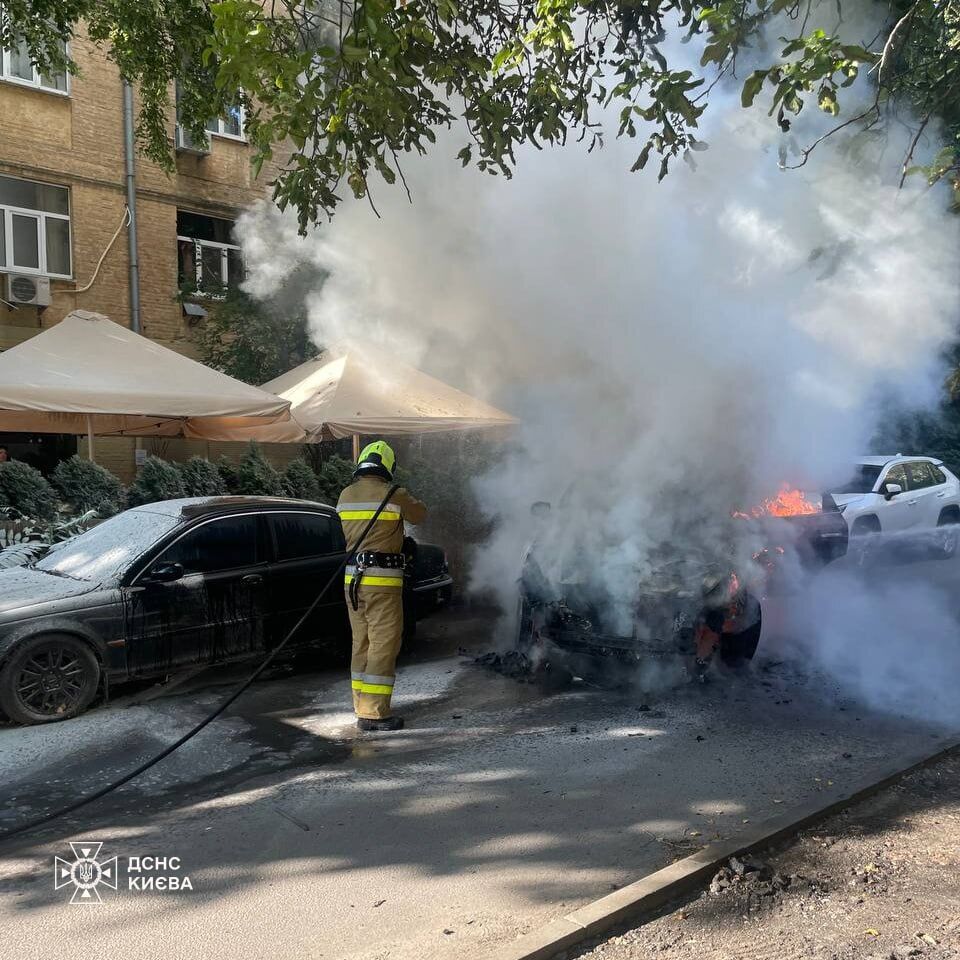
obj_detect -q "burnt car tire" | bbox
[718,598,762,667]
[515,597,535,653]
[0,634,101,725]
[719,618,762,667]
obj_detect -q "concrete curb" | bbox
[477,735,960,960]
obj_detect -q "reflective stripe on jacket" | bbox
[337,476,427,592]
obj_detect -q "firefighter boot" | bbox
[358,716,405,732]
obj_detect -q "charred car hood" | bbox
[830,493,872,508]
[0,567,94,616]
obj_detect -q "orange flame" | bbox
[734,485,819,519]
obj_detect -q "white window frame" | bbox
[0,34,70,96]
[0,191,72,279]
[205,102,247,142]
[178,235,243,296]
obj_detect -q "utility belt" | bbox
[346,551,406,610]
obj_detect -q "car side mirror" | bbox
[882,482,903,500]
[531,501,551,518]
[145,561,184,584]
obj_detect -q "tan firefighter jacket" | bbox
[336,475,427,592]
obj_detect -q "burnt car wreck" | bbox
[512,491,847,687]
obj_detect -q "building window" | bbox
[0,33,68,94]
[177,210,243,296]
[0,174,71,277]
[175,82,246,148]
[205,101,246,140]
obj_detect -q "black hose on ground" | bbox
[0,484,400,843]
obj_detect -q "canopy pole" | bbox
[86,415,96,463]
[352,434,360,462]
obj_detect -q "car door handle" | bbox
[908,499,919,505]
[242,574,264,585]
[937,491,948,498]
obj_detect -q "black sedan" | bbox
[0,497,453,725]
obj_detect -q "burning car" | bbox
[513,485,847,687]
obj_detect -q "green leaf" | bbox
[741,70,766,108]
[631,141,653,171]
[341,43,369,62]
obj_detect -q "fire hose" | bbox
[0,484,401,843]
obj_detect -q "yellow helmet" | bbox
[356,440,396,478]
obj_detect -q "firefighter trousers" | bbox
[347,588,404,720]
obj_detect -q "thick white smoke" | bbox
[238,5,960,720]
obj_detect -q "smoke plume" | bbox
[238,4,960,722]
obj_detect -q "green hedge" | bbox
[180,457,228,497]
[52,455,123,515]
[126,456,186,507]
[284,458,322,501]
[0,461,57,520]
[234,442,285,496]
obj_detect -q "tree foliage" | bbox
[190,288,312,385]
[4,0,957,230]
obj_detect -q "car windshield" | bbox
[35,509,181,582]
[830,464,883,495]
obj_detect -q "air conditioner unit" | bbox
[5,273,51,307]
[175,124,210,156]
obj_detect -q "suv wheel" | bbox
[0,635,100,725]
[936,512,959,556]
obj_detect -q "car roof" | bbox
[857,455,943,467]
[133,496,338,520]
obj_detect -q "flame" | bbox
[734,485,819,519]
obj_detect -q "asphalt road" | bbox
[0,539,958,960]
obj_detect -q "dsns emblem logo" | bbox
[54,842,118,904]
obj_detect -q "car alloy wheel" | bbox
[0,635,100,725]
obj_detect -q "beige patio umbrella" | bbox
[219,344,517,453]
[0,310,291,457]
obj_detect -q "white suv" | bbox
[829,456,960,545]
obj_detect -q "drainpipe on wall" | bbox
[122,80,142,335]
[122,79,144,473]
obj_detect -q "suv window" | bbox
[884,464,909,492]
[905,461,935,490]
[931,465,947,485]
[160,515,258,574]
[271,512,338,561]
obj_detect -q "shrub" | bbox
[234,442,285,496]
[180,457,227,497]
[0,461,57,520]
[52,456,123,515]
[283,458,322,501]
[316,455,355,505]
[126,456,186,506]
[215,456,241,494]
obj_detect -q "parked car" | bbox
[0,497,453,725]
[828,456,960,550]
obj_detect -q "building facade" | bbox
[0,25,298,481]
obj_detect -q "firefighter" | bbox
[337,440,427,731]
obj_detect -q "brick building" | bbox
[0,24,299,482]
